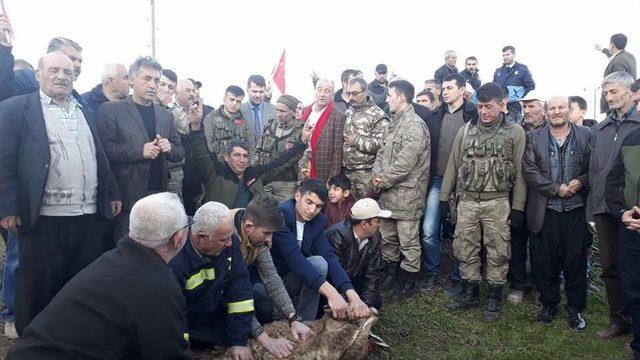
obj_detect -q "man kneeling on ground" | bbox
[231,195,312,359]
[169,202,254,360]
[326,198,390,309]
[270,179,370,321]
[7,193,191,359]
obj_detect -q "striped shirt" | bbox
[40,90,81,135]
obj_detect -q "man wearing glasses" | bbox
[342,77,389,199]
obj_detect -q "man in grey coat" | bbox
[98,57,185,241]
[589,71,640,339]
[596,33,637,113]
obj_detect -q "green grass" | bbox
[369,282,630,360]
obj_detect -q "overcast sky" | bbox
[5,0,639,119]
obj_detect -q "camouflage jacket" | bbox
[253,117,304,184]
[343,98,389,170]
[203,106,255,162]
[373,105,431,220]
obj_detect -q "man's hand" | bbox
[327,294,349,320]
[0,15,13,47]
[594,44,603,52]
[156,135,171,154]
[310,70,319,83]
[622,206,640,233]
[257,333,293,359]
[143,140,161,159]
[568,179,583,193]
[349,298,370,319]
[295,103,304,121]
[301,123,313,144]
[344,131,358,146]
[371,176,383,188]
[290,320,312,341]
[298,168,310,180]
[157,88,172,106]
[110,201,122,217]
[188,98,204,125]
[0,216,21,232]
[557,184,575,198]
[227,346,253,360]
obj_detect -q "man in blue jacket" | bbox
[493,45,535,112]
[270,179,370,321]
[169,201,254,360]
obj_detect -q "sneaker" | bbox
[507,289,524,304]
[444,280,463,297]
[536,306,557,323]
[419,274,438,292]
[4,321,18,339]
[568,310,586,331]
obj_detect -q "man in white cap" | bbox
[325,198,391,309]
[519,91,546,132]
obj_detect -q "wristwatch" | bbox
[287,313,302,324]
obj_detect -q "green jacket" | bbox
[187,129,306,208]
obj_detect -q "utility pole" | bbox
[150,0,156,58]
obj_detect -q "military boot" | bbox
[484,284,504,322]
[446,280,480,310]
[382,261,400,291]
[393,270,419,301]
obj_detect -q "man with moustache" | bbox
[342,77,389,199]
[434,50,459,86]
[523,96,591,330]
[460,56,481,91]
[519,92,546,132]
[0,52,121,333]
[589,71,640,339]
[82,63,130,115]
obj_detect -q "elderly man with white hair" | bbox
[170,201,255,360]
[298,78,346,181]
[7,192,192,359]
[81,63,129,115]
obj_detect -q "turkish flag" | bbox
[272,49,286,94]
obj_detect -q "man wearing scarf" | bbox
[299,79,346,181]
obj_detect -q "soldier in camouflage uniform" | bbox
[439,83,526,322]
[203,85,255,162]
[372,80,430,301]
[343,77,389,199]
[253,95,304,202]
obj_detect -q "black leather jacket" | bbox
[325,220,384,307]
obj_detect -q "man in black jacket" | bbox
[434,50,459,86]
[326,198,390,309]
[523,96,591,330]
[420,74,476,296]
[0,52,121,334]
[7,193,192,359]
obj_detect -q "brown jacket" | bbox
[373,105,431,220]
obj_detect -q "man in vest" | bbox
[440,82,527,322]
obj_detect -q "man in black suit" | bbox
[0,52,121,334]
[98,56,185,240]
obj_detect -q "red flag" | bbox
[272,49,286,94]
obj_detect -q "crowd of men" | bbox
[1,14,640,358]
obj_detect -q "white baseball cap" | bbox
[350,198,392,220]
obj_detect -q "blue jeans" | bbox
[283,256,327,321]
[2,232,18,321]
[420,177,460,281]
